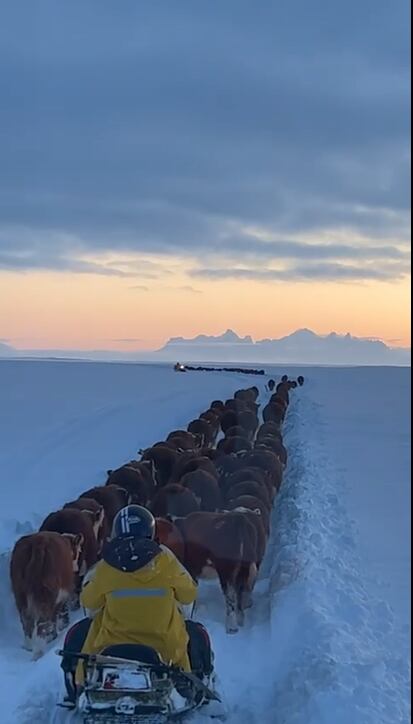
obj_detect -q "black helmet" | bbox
[111,505,155,540]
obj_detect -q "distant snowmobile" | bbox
[174,363,187,372]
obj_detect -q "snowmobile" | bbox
[56,638,225,723]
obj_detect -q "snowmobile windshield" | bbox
[102,535,161,573]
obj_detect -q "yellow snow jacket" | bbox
[78,539,197,677]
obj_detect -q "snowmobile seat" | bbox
[100,643,162,666]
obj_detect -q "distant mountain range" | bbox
[156,328,411,366]
[0,329,410,366]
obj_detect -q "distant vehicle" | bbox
[174,363,187,372]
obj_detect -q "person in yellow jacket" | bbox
[76,505,198,682]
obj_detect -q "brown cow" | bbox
[226,495,271,535]
[275,382,290,404]
[217,436,252,455]
[10,531,82,658]
[242,450,283,492]
[255,437,288,466]
[150,484,200,519]
[220,410,239,434]
[167,430,202,447]
[224,425,249,439]
[225,480,272,510]
[187,418,215,447]
[177,511,258,633]
[166,436,198,452]
[210,400,225,414]
[140,446,179,487]
[64,497,107,552]
[221,466,274,500]
[270,393,288,410]
[263,402,285,425]
[40,508,98,574]
[80,485,130,531]
[171,454,218,485]
[225,505,267,570]
[106,464,154,506]
[224,399,248,414]
[179,470,222,512]
[256,422,283,442]
[155,518,185,563]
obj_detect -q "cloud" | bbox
[0,0,410,283]
[128,285,149,291]
[165,285,203,295]
[110,338,142,343]
[192,261,410,283]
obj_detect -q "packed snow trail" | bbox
[0,361,410,723]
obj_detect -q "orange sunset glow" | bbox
[0,266,410,351]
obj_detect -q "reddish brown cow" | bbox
[150,484,200,519]
[234,389,254,403]
[171,454,218,485]
[177,511,258,633]
[226,495,271,535]
[210,400,225,414]
[106,464,154,506]
[80,485,130,530]
[256,422,283,442]
[255,437,288,466]
[155,518,185,563]
[237,410,259,439]
[217,436,252,455]
[270,393,288,410]
[226,480,272,510]
[199,447,222,462]
[40,508,98,574]
[224,425,249,439]
[64,497,107,552]
[167,430,202,447]
[275,382,290,404]
[141,446,179,487]
[220,410,239,434]
[242,450,283,492]
[224,399,248,414]
[225,505,267,570]
[187,418,215,447]
[166,436,198,451]
[10,531,82,658]
[215,454,244,480]
[179,470,222,512]
[263,402,285,425]
[221,466,274,500]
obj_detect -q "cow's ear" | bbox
[107,469,113,476]
[75,533,84,548]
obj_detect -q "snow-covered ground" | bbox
[0,360,410,723]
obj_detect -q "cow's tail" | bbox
[230,513,258,568]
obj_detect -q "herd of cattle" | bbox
[10,374,305,658]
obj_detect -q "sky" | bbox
[0,0,410,351]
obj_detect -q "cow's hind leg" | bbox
[32,613,57,660]
[217,565,239,634]
[225,584,238,634]
[20,608,35,651]
[237,563,258,625]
